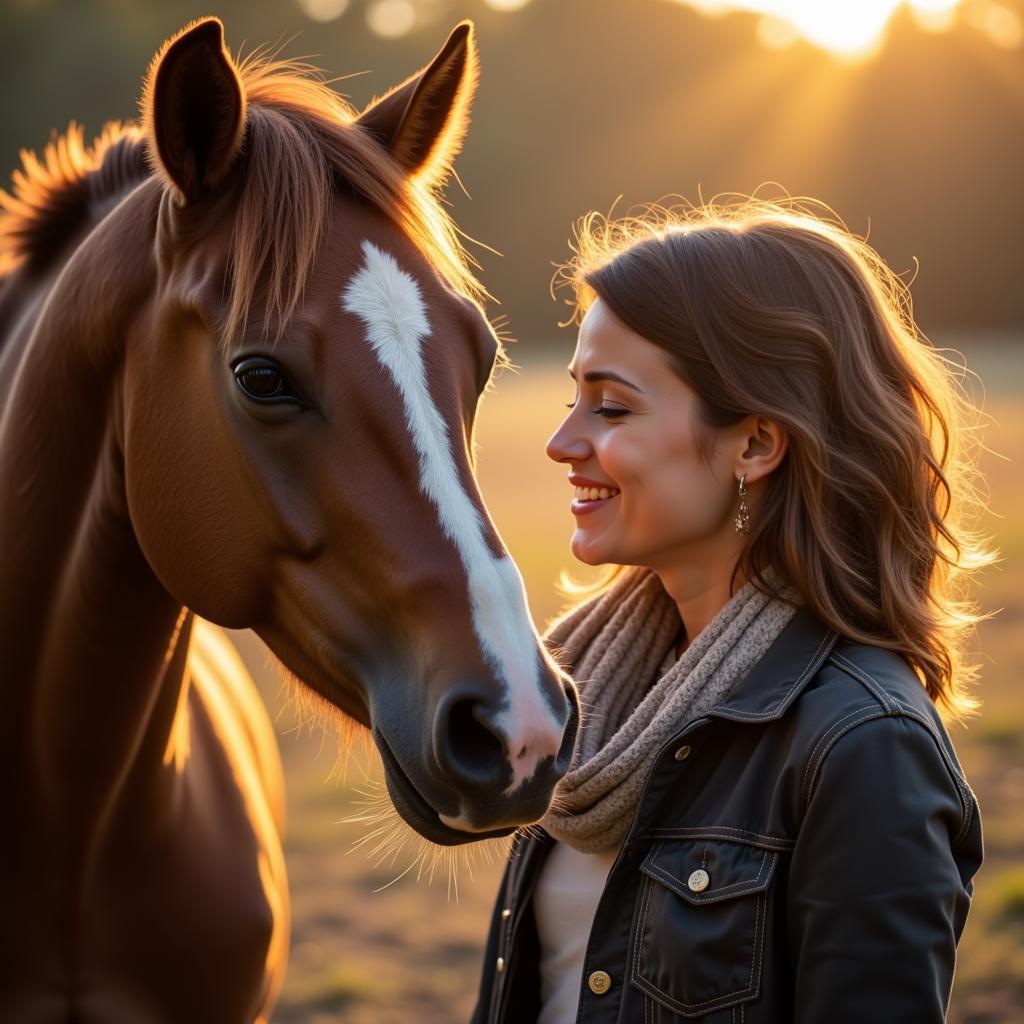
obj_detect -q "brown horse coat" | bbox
[0,19,576,1023]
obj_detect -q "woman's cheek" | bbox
[647,470,717,541]
[597,433,641,485]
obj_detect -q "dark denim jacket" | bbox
[471,608,982,1023]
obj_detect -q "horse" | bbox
[0,18,578,1023]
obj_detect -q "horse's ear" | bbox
[141,18,246,204]
[357,21,478,188]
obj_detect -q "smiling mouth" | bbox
[571,488,619,515]
[574,485,620,502]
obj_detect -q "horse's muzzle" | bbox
[375,679,579,846]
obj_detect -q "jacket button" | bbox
[501,907,512,919]
[688,868,710,892]
[673,744,692,761]
[588,970,612,995]
[496,956,505,973]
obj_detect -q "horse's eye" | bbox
[233,357,299,403]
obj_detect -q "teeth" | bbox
[574,485,620,502]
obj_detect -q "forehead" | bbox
[572,299,671,379]
[306,193,494,343]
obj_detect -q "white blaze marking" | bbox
[342,241,561,788]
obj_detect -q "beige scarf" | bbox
[540,568,798,853]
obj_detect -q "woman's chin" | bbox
[571,533,614,566]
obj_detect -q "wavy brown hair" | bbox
[554,197,994,722]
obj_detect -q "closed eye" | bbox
[563,402,629,420]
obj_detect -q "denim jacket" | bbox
[471,608,982,1023]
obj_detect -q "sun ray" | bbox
[662,1,1017,61]
[736,58,863,186]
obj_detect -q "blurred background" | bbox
[2,1,1021,1021]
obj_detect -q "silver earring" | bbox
[734,474,750,534]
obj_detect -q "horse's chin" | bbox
[373,728,516,847]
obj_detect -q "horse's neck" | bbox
[25,425,192,826]
[0,181,189,837]
[0,258,71,408]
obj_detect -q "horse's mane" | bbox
[1,48,486,343]
[0,122,148,276]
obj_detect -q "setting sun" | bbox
[677,0,1021,59]
[301,0,1024,56]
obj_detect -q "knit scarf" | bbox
[540,568,798,853]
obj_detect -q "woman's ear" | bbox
[737,416,789,483]
[140,17,246,205]
[356,21,478,189]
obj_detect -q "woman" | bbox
[472,199,988,1023]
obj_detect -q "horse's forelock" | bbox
[218,53,486,349]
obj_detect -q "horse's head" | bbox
[123,18,577,844]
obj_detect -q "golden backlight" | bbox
[682,0,1022,59]
[298,0,1022,57]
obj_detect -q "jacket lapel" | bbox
[704,606,839,724]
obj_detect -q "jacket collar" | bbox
[703,605,839,723]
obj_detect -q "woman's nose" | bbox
[546,413,590,464]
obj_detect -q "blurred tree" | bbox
[2,0,1022,341]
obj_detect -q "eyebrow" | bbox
[568,368,645,393]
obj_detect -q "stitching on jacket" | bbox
[887,698,975,843]
[631,854,767,1014]
[801,706,884,809]
[645,846,774,903]
[632,890,765,1013]
[632,874,654,983]
[647,849,769,902]
[717,630,837,720]
[890,696,969,787]
[801,694,975,845]
[828,651,900,712]
[651,827,794,851]
[647,825,795,850]
[750,881,767,996]
[805,651,975,844]
[746,884,762,990]
[828,655,974,819]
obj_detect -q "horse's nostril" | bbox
[432,688,512,790]
[437,696,508,789]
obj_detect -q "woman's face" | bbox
[546,299,744,571]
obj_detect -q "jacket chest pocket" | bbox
[630,838,778,1020]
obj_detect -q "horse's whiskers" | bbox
[266,645,560,895]
[516,822,547,842]
[262,646,374,786]
[338,777,512,900]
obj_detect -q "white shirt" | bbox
[533,645,676,1023]
[533,841,618,1024]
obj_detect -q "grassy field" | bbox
[229,344,1023,1024]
